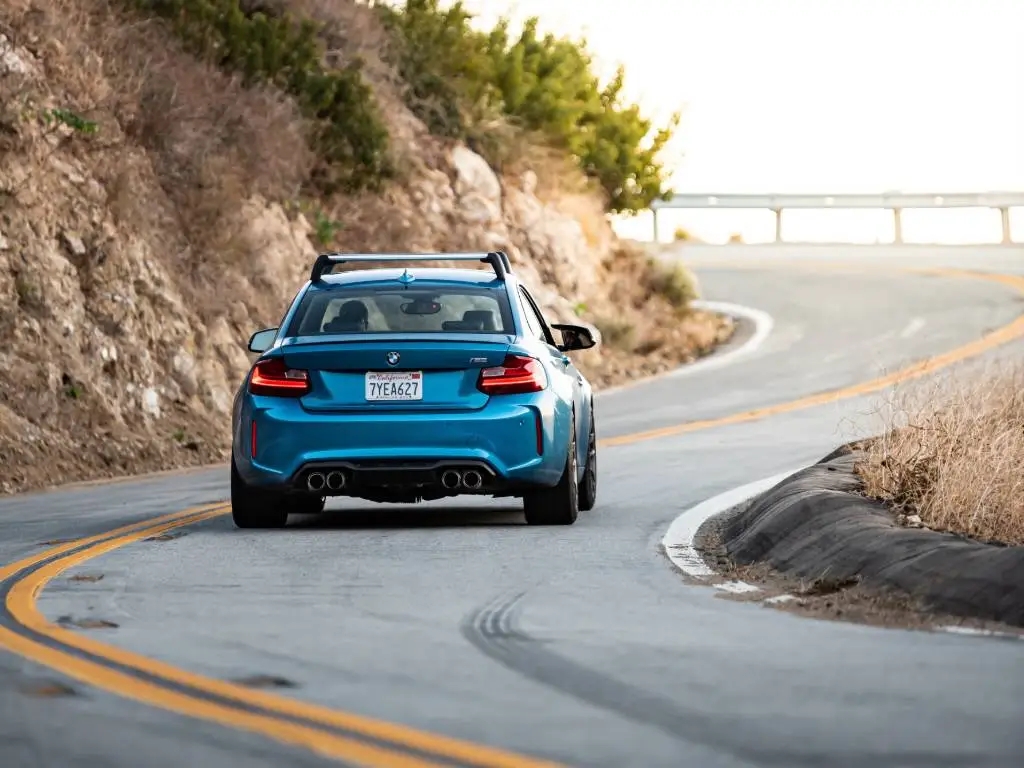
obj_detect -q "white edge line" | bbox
[661,467,806,593]
[598,300,774,398]
[684,300,775,377]
[899,316,926,339]
[936,625,1023,640]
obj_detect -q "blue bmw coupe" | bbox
[230,252,599,528]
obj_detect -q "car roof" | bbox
[313,267,511,288]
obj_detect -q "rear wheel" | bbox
[231,458,289,529]
[578,413,597,512]
[524,420,579,526]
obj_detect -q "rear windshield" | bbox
[286,284,515,336]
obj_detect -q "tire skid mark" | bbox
[461,592,966,768]
[462,593,762,761]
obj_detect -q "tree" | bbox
[380,0,677,213]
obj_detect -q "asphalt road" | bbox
[2,246,1024,768]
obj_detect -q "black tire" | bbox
[231,458,289,529]
[524,418,579,526]
[578,412,597,512]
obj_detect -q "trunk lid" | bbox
[280,334,512,412]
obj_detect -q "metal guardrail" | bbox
[649,192,1024,244]
[651,192,1024,210]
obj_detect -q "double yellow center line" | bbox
[0,506,563,767]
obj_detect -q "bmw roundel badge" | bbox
[386,351,400,366]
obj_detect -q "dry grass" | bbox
[98,7,314,252]
[5,0,313,190]
[2,0,316,318]
[601,241,700,314]
[570,241,732,386]
[502,139,610,248]
[279,0,398,86]
[857,363,1024,545]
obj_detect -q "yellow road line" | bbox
[600,267,1024,448]
[3,513,564,767]
[0,504,224,583]
[0,622,447,768]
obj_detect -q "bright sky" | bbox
[461,0,1024,243]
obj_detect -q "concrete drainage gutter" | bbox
[717,447,1024,628]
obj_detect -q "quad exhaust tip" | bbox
[308,470,346,492]
[441,468,483,490]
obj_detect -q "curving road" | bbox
[2,246,1024,768]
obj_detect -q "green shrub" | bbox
[134,0,391,192]
[379,0,676,214]
[312,208,343,246]
[41,108,99,135]
[646,259,697,310]
[376,0,496,139]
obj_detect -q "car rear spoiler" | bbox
[309,251,512,284]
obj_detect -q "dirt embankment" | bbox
[0,0,733,493]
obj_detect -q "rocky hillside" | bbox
[0,0,732,493]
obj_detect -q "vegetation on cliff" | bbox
[134,0,392,192]
[378,0,677,213]
[129,0,676,212]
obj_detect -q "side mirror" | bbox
[247,327,279,353]
[551,323,597,352]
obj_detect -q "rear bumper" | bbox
[235,393,569,491]
[292,458,505,498]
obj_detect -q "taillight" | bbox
[248,358,311,397]
[477,355,547,395]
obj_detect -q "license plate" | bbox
[365,371,423,401]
